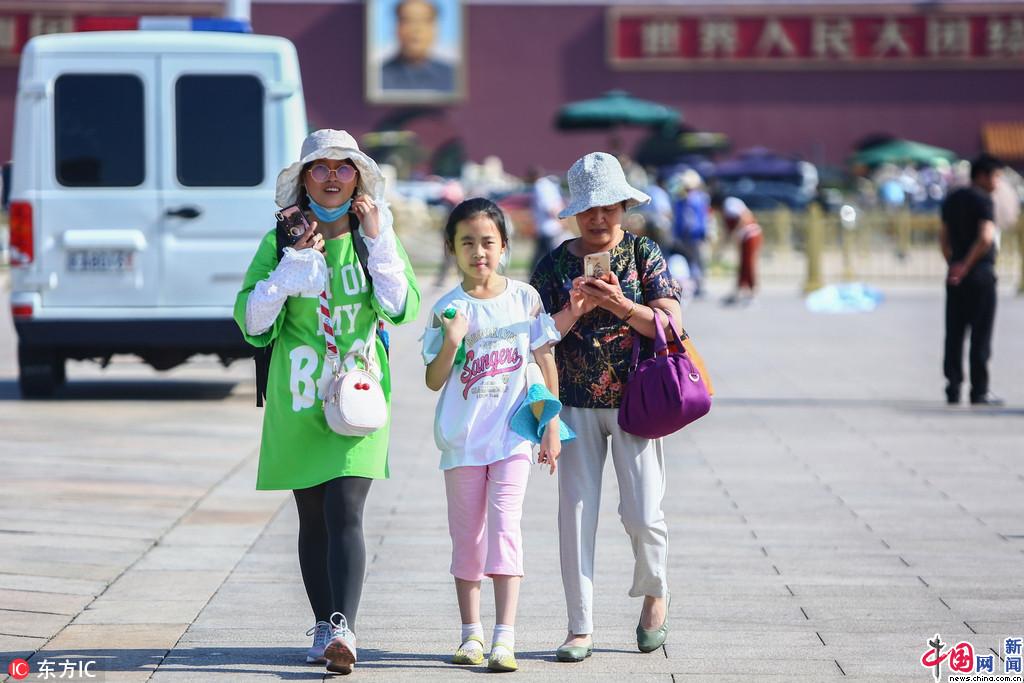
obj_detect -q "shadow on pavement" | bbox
[0,379,241,401]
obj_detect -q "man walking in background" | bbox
[527,166,567,276]
[940,154,1004,406]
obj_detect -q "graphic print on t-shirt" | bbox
[287,262,377,412]
[459,326,524,400]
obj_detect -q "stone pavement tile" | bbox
[0,559,124,583]
[0,588,93,615]
[787,584,933,598]
[961,621,1024,635]
[0,534,152,554]
[99,571,230,602]
[73,600,209,625]
[800,605,951,621]
[155,524,267,548]
[88,672,159,683]
[0,608,69,638]
[766,574,928,587]
[175,628,306,646]
[652,629,823,651]
[919,576,1024,591]
[0,504,174,525]
[40,623,187,654]
[0,542,144,569]
[672,678,839,683]
[811,617,970,633]
[130,546,247,572]
[0,633,48,655]
[0,574,105,597]
[942,597,1024,620]
[0,519,162,541]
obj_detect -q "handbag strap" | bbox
[626,235,690,373]
[628,309,690,372]
[318,230,385,374]
[318,288,339,365]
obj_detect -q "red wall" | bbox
[251,2,1024,173]
[1,4,1022,173]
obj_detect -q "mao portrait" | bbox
[367,0,464,104]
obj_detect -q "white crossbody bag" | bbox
[317,287,387,437]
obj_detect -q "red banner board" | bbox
[0,6,222,62]
[609,6,1024,69]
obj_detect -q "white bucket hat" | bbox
[558,152,650,219]
[275,129,386,208]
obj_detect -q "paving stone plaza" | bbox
[1,279,1022,682]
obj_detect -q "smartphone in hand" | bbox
[583,251,611,279]
[275,205,310,247]
[275,205,310,258]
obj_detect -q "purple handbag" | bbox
[618,309,711,439]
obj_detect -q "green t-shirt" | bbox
[234,229,421,490]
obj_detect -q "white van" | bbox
[7,29,308,396]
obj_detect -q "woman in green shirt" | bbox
[234,129,420,674]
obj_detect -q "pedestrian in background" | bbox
[940,154,1005,406]
[531,152,681,663]
[718,196,763,306]
[670,170,710,298]
[433,178,466,287]
[639,170,674,250]
[527,166,568,276]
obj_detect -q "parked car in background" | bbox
[8,27,307,396]
[712,148,818,210]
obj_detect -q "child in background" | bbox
[422,198,563,672]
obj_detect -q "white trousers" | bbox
[557,406,669,635]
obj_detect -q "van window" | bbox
[55,74,145,187]
[176,75,264,187]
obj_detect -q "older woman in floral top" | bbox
[530,153,682,662]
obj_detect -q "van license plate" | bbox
[67,250,134,272]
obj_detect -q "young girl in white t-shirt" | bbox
[422,197,562,672]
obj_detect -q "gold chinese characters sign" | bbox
[608,6,1024,69]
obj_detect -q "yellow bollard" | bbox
[804,203,825,293]
[775,205,792,253]
[1017,214,1024,295]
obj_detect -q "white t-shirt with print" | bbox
[421,278,560,470]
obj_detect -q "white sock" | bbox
[492,624,515,650]
[461,623,484,647]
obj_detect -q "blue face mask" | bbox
[308,197,352,223]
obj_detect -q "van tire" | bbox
[18,346,64,398]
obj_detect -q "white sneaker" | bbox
[324,611,358,675]
[305,620,331,664]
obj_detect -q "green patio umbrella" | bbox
[555,90,681,130]
[850,139,958,167]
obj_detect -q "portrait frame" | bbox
[366,0,466,105]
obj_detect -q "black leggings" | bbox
[293,476,372,629]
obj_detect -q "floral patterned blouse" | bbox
[530,232,680,409]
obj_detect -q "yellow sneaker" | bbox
[452,635,485,665]
[487,643,518,672]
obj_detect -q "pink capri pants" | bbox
[443,453,531,581]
